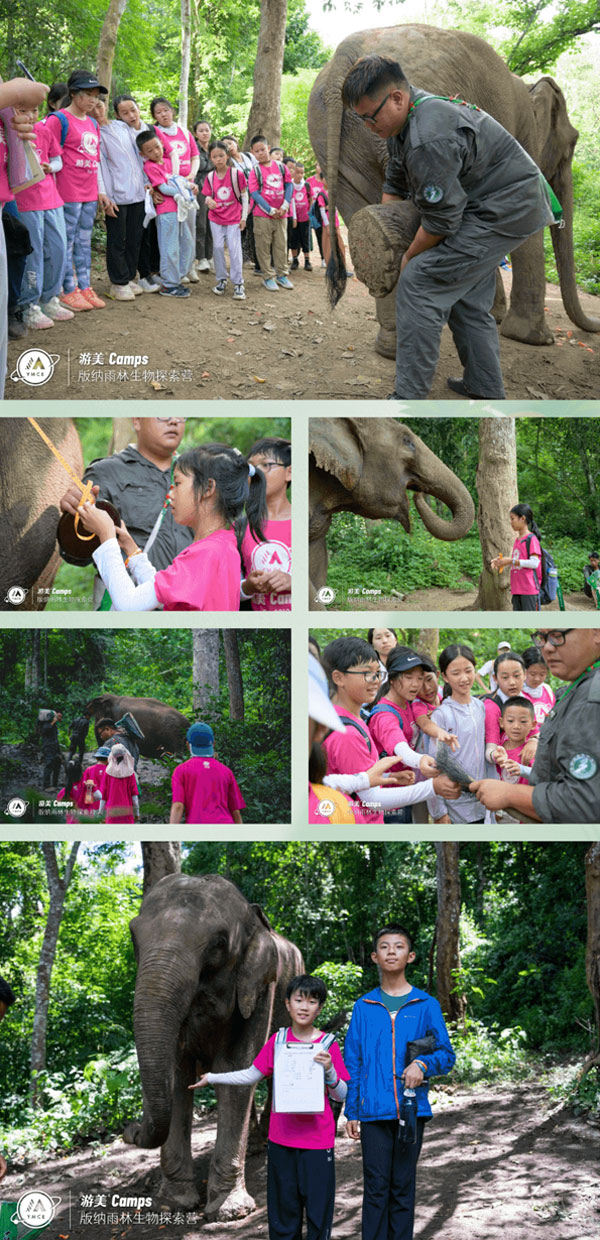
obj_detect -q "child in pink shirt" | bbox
[79,443,268,612]
[522,646,555,725]
[14,109,71,328]
[490,696,536,788]
[314,176,352,277]
[248,134,293,289]
[170,722,245,824]
[136,127,197,297]
[97,744,140,824]
[190,974,349,1240]
[151,94,200,285]
[241,437,291,611]
[289,162,312,270]
[202,140,248,300]
[491,504,542,611]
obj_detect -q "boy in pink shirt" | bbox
[14,108,71,328]
[248,134,293,290]
[169,722,245,824]
[289,162,312,270]
[202,140,248,300]
[190,973,349,1240]
[241,437,291,611]
[490,696,536,790]
[136,128,196,297]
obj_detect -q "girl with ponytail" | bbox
[79,443,267,611]
[491,503,542,611]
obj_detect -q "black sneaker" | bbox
[304,259,313,271]
[291,257,299,270]
[159,284,191,298]
[8,308,27,339]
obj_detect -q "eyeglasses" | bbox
[344,670,384,683]
[156,417,186,424]
[354,92,393,124]
[257,460,285,472]
[531,630,574,649]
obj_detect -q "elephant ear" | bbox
[310,418,363,493]
[529,77,571,181]
[236,911,278,1020]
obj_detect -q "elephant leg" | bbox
[206,1084,256,1221]
[309,537,329,610]
[375,289,398,359]
[500,231,554,344]
[348,201,419,358]
[158,1053,200,1210]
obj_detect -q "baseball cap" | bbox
[94,746,111,760]
[187,722,215,756]
[497,641,512,651]
[68,71,108,95]
[387,650,427,674]
[309,654,345,732]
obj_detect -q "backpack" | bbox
[326,715,372,755]
[524,534,558,606]
[54,110,99,147]
[364,701,405,758]
[205,166,245,203]
[254,160,286,193]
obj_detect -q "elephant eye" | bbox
[403,435,416,454]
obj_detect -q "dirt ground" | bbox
[5,245,600,402]
[340,586,597,611]
[0,744,167,824]
[5,1083,599,1240]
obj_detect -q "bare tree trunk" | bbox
[582,842,600,1073]
[434,842,466,1024]
[472,419,518,610]
[42,631,48,691]
[192,630,220,713]
[416,629,439,664]
[25,631,41,691]
[244,0,287,146]
[30,843,80,1105]
[96,0,129,94]
[141,843,182,896]
[179,0,192,130]
[108,418,134,455]
[223,631,244,720]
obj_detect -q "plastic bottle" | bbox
[398,1087,417,1144]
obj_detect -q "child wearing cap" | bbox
[80,746,111,816]
[170,723,246,824]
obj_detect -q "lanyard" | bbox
[557,660,600,703]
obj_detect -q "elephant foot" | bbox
[348,205,403,299]
[206,1186,256,1222]
[123,1121,141,1146]
[374,326,397,359]
[158,1176,200,1211]
[500,311,554,346]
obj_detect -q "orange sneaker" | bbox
[60,289,93,312]
[80,286,106,308]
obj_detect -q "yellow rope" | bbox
[27,416,96,540]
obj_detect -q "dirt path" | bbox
[0,744,168,823]
[5,1083,598,1240]
[340,586,596,611]
[5,247,599,401]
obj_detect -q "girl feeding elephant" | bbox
[78,445,267,611]
[490,504,542,611]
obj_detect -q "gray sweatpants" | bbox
[394,220,535,399]
[156,211,195,288]
[0,209,7,399]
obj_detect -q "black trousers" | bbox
[68,740,86,765]
[512,593,541,611]
[267,1141,335,1240]
[360,1118,425,1240]
[195,195,213,261]
[312,222,324,259]
[42,751,61,787]
[138,217,160,278]
[290,220,310,254]
[105,201,145,285]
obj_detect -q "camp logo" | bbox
[79,131,99,157]
[5,586,28,606]
[568,752,597,780]
[7,797,28,818]
[423,185,443,203]
[11,349,60,387]
[317,798,335,818]
[13,1190,61,1228]
[250,540,291,575]
[315,586,336,606]
[266,174,282,188]
[217,185,232,201]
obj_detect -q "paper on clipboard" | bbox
[273,1041,325,1113]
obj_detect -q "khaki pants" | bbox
[253,214,288,279]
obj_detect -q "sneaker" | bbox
[108,283,135,301]
[128,280,144,295]
[346,269,354,278]
[186,268,200,283]
[41,296,74,320]
[60,289,93,312]
[149,274,162,286]
[276,276,294,289]
[138,277,159,294]
[181,275,191,285]
[8,308,27,339]
[80,286,106,308]
[290,257,299,270]
[196,258,210,272]
[158,284,191,298]
[320,258,326,268]
[208,259,215,272]
[23,303,55,330]
[304,259,313,271]
[262,278,278,291]
[213,279,228,296]
[253,267,264,276]
[233,283,246,300]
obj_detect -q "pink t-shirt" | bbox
[171,756,245,824]
[98,771,139,824]
[484,696,539,747]
[201,166,246,225]
[157,125,198,177]
[291,181,310,223]
[154,528,241,611]
[143,155,177,214]
[495,742,530,785]
[57,780,87,823]
[0,119,14,205]
[510,533,541,596]
[45,111,100,203]
[80,762,106,812]
[369,697,432,772]
[253,1030,349,1149]
[15,120,63,212]
[323,705,383,824]
[307,175,324,197]
[522,682,555,725]
[315,189,339,229]
[248,159,291,217]
[241,517,291,611]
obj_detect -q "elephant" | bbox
[0,418,83,610]
[85,694,191,758]
[309,417,475,608]
[307,25,599,359]
[123,873,303,1219]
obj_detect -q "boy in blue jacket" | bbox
[345,923,455,1240]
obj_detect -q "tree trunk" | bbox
[141,843,181,896]
[473,419,518,610]
[30,843,80,1105]
[96,0,129,94]
[434,842,466,1024]
[25,630,41,691]
[223,631,244,720]
[582,842,600,1073]
[42,631,48,691]
[416,629,439,664]
[179,0,192,130]
[108,418,134,455]
[192,630,220,714]
[244,0,287,146]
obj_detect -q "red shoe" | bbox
[80,286,106,308]
[60,289,93,312]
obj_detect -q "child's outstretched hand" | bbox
[503,760,522,779]
[114,520,139,559]
[438,729,460,751]
[188,1075,210,1090]
[313,1049,332,1072]
[366,755,405,787]
[419,755,438,778]
[79,501,116,542]
[492,746,508,765]
[397,770,415,786]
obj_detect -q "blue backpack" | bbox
[364,701,405,758]
[524,534,559,606]
[54,110,99,147]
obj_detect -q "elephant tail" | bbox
[324,52,353,308]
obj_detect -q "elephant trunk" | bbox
[131,954,198,1147]
[409,445,475,542]
[323,54,354,307]
[550,162,600,334]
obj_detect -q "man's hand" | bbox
[470,779,510,810]
[61,482,99,516]
[346,1120,360,1140]
[433,775,461,800]
[402,1062,424,1089]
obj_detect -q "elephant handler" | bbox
[470,628,600,824]
[39,709,63,790]
[59,416,193,609]
[341,56,554,400]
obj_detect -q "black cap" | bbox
[387,651,427,674]
[68,71,108,95]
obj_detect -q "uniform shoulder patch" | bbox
[423,185,444,203]
[568,753,598,780]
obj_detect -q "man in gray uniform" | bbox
[341,56,553,400]
[59,417,193,606]
[471,629,600,823]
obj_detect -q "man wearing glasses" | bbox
[59,417,192,608]
[340,56,552,401]
[472,629,600,823]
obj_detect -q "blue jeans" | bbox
[62,199,97,291]
[17,206,67,305]
[156,211,195,287]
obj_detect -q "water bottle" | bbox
[398,1088,417,1144]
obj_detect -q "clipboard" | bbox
[273,1040,325,1113]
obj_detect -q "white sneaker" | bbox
[128,281,144,296]
[233,283,246,300]
[208,259,215,272]
[109,283,135,301]
[181,275,191,284]
[41,297,74,321]
[196,258,209,272]
[23,303,54,329]
[138,277,159,293]
[186,268,200,283]
[321,259,326,268]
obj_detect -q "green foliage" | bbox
[280,69,322,165]
[544,161,600,296]
[430,0,600,75]
[549,1064,600,1118]
[451,1017,531,1083]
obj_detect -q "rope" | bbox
[27,416,96,540]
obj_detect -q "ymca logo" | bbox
[266,174,282,188]
[250,540,291,574]
[217,185,232,201]
[79,131,98,157]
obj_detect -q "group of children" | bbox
[57,742,140,825]
[309,628,556,825]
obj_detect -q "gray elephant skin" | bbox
[0,418,83,610]
[123,874,303,1219]
[309,418,475,608]
[308,24,599,357]
[86,694,190,758]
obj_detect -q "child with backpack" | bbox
[190,974,349,1240]
[248,134,294,290]
[136,127,197,299]
[491,504,544,611]
[481,652,540,770]
[13,101,71,329]
[201,140,248,300]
